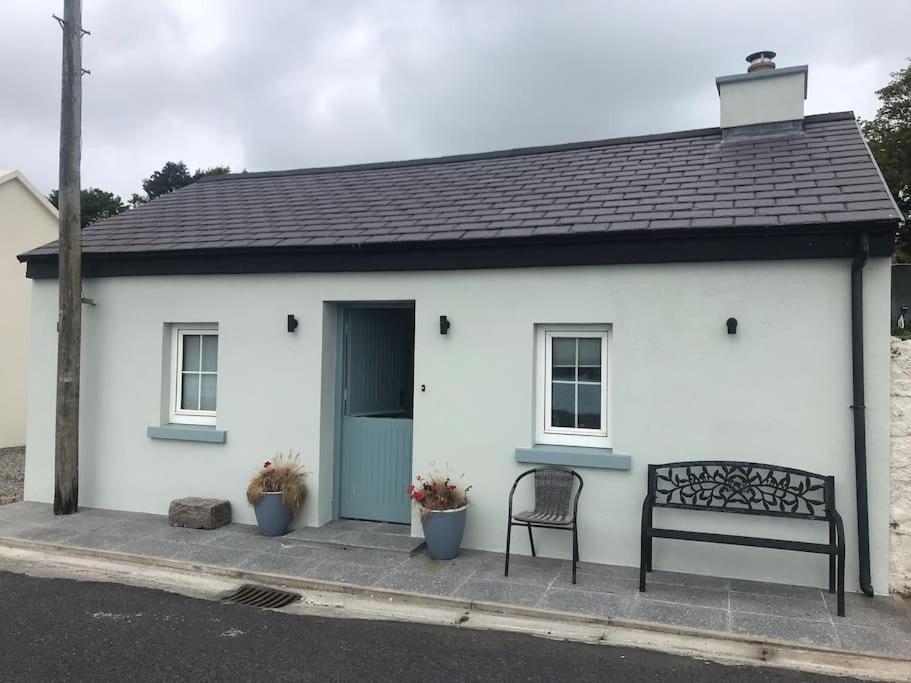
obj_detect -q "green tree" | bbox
[861,60,911,257]
[48,187,127,229]
[130,161,230,206]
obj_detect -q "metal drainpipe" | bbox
[851,232,874,597]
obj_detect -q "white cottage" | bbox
[20,55,903,594]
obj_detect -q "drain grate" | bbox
[223,584,301,609]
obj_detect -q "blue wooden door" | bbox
[338,308,414,523]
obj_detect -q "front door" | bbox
[338,306,414,523]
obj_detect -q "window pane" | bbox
[552,338,576,366]
[181,373,200,410]
[578,338,601,366]
[578,383,602,429]
[201,335,218,372]
[578,366,602,382]
[551,382,575,428]
[182,335,201,371]
[553,366,575,381]
[200,374,217,411]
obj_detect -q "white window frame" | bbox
[169,326,218,426]
[535,326,611,448]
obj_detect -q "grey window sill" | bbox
[514,445,630,470]
[147,424,227,443]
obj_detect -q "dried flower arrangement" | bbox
[406,467,471,518]
[246,452,307,513]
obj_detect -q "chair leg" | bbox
[571,524,578,585]
[505,521,512,577]
[526,524,536,557]
[828,523,836,593]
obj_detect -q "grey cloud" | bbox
[1,0,909,200]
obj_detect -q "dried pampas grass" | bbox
[246,451,307,513]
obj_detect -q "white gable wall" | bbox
[0,176,57,447]
[24,257,892,593]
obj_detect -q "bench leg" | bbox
[639,496,651,592]
[644,504,653,572]
[571,523,578,585]
[527,524,536,557]
[504,521,512,577]
[837,541,846,617]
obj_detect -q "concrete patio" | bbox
[1,500,909,660]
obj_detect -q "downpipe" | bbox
[850,232,874,597]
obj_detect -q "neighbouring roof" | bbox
[21,112,902,278]
[0,169,59,219]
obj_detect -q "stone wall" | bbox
[891,339,911,595]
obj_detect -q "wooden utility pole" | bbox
[53,0,85,515]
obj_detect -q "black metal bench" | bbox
[640,460,845,616]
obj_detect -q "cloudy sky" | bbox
[1,0,909,200]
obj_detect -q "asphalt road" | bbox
[0,571,859,682]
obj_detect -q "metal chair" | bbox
[505,467,584,583]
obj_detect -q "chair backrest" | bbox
[532,467,580,518]
[648,460,834,521]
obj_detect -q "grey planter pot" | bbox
[420,505,467,560]
[253,492,293,536]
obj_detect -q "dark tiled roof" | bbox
[24,112,901,259]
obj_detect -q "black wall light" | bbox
[287,314,299,333]
[439,315,451,335]
[726,317,738,335]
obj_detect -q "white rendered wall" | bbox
[24,258,892,593]
[0,179,57,447]
[719,71,806,128]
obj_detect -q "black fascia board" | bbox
[23,221,897,280]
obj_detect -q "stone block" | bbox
[168,497,231,530]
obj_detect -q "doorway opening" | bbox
[336,304,415,524]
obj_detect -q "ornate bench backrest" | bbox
[648,461,834,521]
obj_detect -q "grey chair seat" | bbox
[512,510,573,526]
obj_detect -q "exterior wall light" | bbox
[726,317,738,334]
[287,314,299,333]
[440,315,451,335]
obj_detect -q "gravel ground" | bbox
[0,446,25,505]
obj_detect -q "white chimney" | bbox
[716,51,808,129]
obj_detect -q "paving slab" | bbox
[475,554,565,587]
[558,570,639,596]
[637,582,729,610]
[302,559,392,587]
[454,578,545,608]
[823,592,911,633]
[541,588,633,619]
[730,578,826,602]
[646,569,731,592]
[628,597,730,632]
[835,623,911,657]
[730,591,831,623]
[285,520,425,554]
[731,612,840,649]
